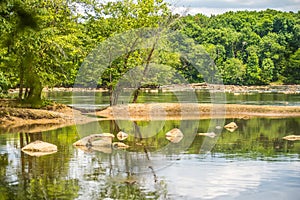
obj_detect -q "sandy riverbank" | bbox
[94,103,300,121]
[0,103,97,133]
[6,84,300,94]
[1,102,300,133]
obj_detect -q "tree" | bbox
[81,0,172,105]
[285,48,300,84]
[245,46,261,85]
[177,9,300,85]
[0,0,84,105]
[261,58,275,84]
[219,58,245,85]
[203,43,225,67]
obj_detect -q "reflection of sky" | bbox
[1,136,300,199]
[66,151,300,199]
[2,141,22,185]
[156,154,300,199]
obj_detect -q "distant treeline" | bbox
[178,9,300,85]
[0,0,299,104]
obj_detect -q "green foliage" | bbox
[0,71,11,96]
[179,9,300,85]
[285,48,300,83]
[1,1,300,106]
[0,0,87,105]
[219,58,246,85]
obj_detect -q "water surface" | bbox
[46,90,300,108]
[1,118,300,199]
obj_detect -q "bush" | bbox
[0,71,11,96]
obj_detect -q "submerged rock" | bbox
[198,132,216,138]
[73,133,114,147]
[117,131,128,141]
[112,142,129,149]
[224,122,238,132]
[165,128,184,143]
[283,135,300,141]
[74,144,112,154]
[22,140,57,156]
[124,179,137,185]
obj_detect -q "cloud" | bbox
[167,0,300,15]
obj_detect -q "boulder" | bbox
[22,140,57,156]
[224,122,238,132]
[73,133,114,147]
[117,131,128,141]
[165,128,184,143]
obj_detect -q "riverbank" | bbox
[94,103,300,121]
[1,101,300,133]
[0,103,97,133]
[6,84,300,94]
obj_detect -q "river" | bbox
[0,90,300,199]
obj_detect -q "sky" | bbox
[165,0,300,16]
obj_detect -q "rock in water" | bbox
[165,128,184,143]
[112,142,129,149]
[198,132,216,138]
[22,140,57,156]
[224,122,238,132]
[283,135,300,141]
[117,131,128,141]
[73,133,114,147]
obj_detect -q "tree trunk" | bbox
[132,88,140,103]
[19,65,24,99]
[26,72,43,106]
[132,44,156,103]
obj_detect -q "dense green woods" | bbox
[0,0,300,104]
[179,10,300,85]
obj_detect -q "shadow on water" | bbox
[46,90,300,107]
[0,117,300,199]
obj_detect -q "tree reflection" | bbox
[1,117,300,199]
[0,128,80,199]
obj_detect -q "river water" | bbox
[1,90,300,199]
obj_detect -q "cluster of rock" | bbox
[198,122,238,138]
[21,131,130,156]
[72,132,130,153]
[21,121,299,156]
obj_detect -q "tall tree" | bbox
[82,0,172,105]
[285,48,300,83]
[0,0,84,105]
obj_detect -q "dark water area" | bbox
[46,90,300,109]
[1,117,300,199]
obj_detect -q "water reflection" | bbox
[46,90,300,107]
[158,154,300,200]
[0,118,300,199]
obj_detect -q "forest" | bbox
[0,0,300,104]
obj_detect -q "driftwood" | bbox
[283,135,300,141]
[198,132,216,138]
